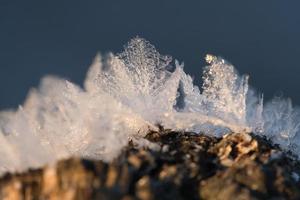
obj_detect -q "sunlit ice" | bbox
[0,37,299,175]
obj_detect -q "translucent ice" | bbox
[0,37,299,175]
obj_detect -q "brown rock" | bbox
[0,131,299,199]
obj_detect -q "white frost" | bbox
[0,37,299,175]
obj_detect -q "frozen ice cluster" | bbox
[0,37,300,174]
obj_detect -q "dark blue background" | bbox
[1,0,300,109]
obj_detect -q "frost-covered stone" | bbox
[0,37,299,175]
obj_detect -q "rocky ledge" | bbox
[0,130,300,200]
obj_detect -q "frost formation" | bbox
[0,37,299,174]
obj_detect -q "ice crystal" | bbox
[202,55,249,125]
[263,98,300,151]
[90,37,180,123]
[0,37,299,175]
[173,55,258,134]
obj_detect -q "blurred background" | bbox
[0,0,300,109]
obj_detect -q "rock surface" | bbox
[0,130,300,200]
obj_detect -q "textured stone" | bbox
[0,131,299,199]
